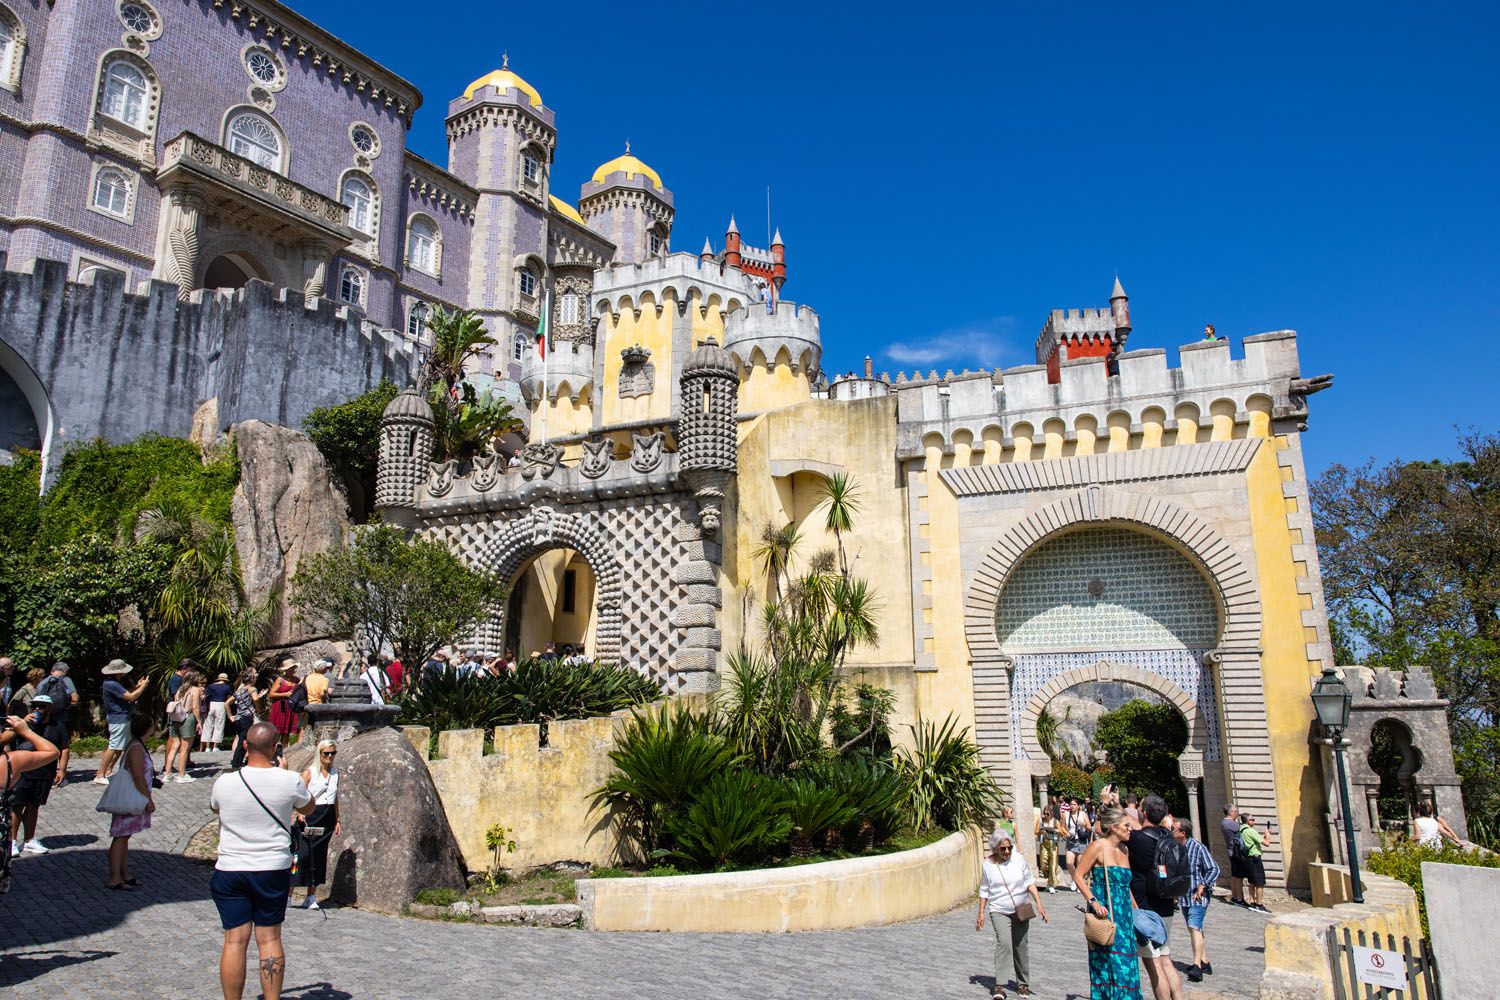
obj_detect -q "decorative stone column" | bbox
[301,240,331,299]
[160,187,204,299]
[1179,749,1205,843]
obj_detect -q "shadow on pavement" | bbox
[38,833,100,849]
[283,983,355,1000]
[0,949,116,987]
[4,848,213,951]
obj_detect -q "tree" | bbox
[420,308,521,461]
[290,523,506,668]
[817,471,861,575]
[1093,698,1189,813]
[304,379,399,521]
[1311,429,1500,833]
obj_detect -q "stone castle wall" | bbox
[0,260,414,485]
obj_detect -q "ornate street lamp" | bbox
[1311,666,1364,903]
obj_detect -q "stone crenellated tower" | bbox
[579,144,673,265]
[374,386,435,527]
[677,336,740,536]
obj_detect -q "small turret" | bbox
[700,237,714,263]
[723,217,742,270]
[677,336,739,536]
[375,386,435,528]
[1110,276,1132,338]
[770,227,786,287]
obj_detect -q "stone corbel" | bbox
[300,240,330,299]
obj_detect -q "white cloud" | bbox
[881,316,1016,371]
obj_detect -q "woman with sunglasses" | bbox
[975,828,1048,999]
[1074,805,1140,999]
[292,739,341,910]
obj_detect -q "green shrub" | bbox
[303,380,399,522]
[1047,761,1095,803]
[413,887,464,906]
[1367,841,1500,936]
[894,715,1005,833]
[782,778,857,856]
[395,659,660,737]
[595,707,743,857]
[659,770,792,870]
[805,756,906,849]
[70,734,108,754]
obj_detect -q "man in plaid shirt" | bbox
[1173,818,1221,982]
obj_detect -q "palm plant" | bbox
[894,715,1006,833]
[753,520,800,603]
[419,308,519,460]
[782,778,856,856]
[817,471,861,574]
[659,770,792,870]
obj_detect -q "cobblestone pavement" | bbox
[3,753,1268,999]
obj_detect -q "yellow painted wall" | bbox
[530,389,592,442]
[1246,435,1325,887]
[513,549,596,657]
[599,298,673,426]
[725,396,913,668]
[915,442,975,732]
[740,358,811,413]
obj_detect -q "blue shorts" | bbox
[211,868,292,929]
[1182,900,1209,930]
[107,722,130,750]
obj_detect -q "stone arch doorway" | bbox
[470,506,624,666]
[502,547,599,659]
[0,335,56,490]
[963,487,1281,883]
[203,251,266,290]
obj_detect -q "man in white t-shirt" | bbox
[210,722,313,1000]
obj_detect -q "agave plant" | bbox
[659,770,792,870]
[894,715,1006,834]
[595,706,744,858]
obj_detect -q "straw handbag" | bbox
[1083,868,1117,947]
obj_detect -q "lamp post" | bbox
[1311,666,1364,903]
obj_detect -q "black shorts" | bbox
[1246,857,1266,887]
[11,778,52,808]
[1229,855,1251,879]
[211,868,292,929]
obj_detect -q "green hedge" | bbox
[1366,841,1500,935]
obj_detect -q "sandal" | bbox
[124,878,142,887]
[106,882,134,891]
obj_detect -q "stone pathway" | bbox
[2,753,1268,998]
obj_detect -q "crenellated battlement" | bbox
[591,252,763,318]
[520,340,595,404]
[894,330,1323,458]
[721,299,821,372]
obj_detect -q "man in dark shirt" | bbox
[1127,794,1183,1000]
[1220,803,1246,905]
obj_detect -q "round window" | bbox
[246,49,279,85]
[351,125,377,155]
[120,3,154,34]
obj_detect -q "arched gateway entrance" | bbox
[964,487,1282,883]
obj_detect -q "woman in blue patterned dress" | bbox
[1073,805,1140,999]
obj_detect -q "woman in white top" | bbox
[975,828,1048,999]
[1411,800,1459,848]
[292,739,342,909]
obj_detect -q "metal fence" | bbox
[1328,926,1441,1000]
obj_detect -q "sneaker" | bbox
[22,840,48,855]
[303,895,320,910]
[1186,965,1203,983]
[9,842,19,858]
[93,776,110,786]
[1045,885,1055,894]
[175,774,197,783]
[1253,904,1272,914]
[1202,963,1214,976]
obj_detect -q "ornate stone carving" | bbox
[528,504,557,544]
[427,459,456,497]
[470,447,500,492]
[1177,750,1205,781]
[580,437,612,479]
[521,441,561,479]
[630,431,665,473]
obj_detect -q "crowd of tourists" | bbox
[978,785,1272,1000]
[0,655,346,1000]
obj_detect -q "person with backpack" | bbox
[1220,803,1247,906]
[36,662,77,788]
[1127,794,1186,1000]
[228,672,267,771]
[1172,818,1220,982]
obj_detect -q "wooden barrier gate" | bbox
[1328,926,1441,1000]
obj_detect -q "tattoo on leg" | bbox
[259,956,285,980]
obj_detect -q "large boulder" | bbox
[285,726,467,913]
[231,420,350,648]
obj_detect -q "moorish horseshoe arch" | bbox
[963,484,1285,883]
[1016,662,1206,764]
[469,506,625,664]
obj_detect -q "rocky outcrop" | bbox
[231,420,350,648]
[285,726,468,913]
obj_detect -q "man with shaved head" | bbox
[210,721,313,1000]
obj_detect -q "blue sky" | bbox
[299,1,1498,476]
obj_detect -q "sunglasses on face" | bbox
[321,751,337,757]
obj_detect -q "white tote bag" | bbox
[95,765,149,816]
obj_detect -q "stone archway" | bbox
[1018,661,1207,763]
[962,485,1282,884]
[469,505,624,665]
[0,335,56,490]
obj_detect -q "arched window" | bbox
[519,270,537,297]
[648,230,663,257]
[339,266,364,306]
[406,216,438,275]
[513,331,527,361]
[226,111,282,171]
[560,289,579,325]
[91,166,131,217]
[522,151,540,183]
[101,59,149,130]
[341,175,374,236]
[407,301,430,340]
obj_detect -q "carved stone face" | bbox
[700,509,720,535]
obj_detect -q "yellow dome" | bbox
[549,195,585,225]
[591,146,663,191]
[461,59,542,107]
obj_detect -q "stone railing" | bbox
[159,132,353,234]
